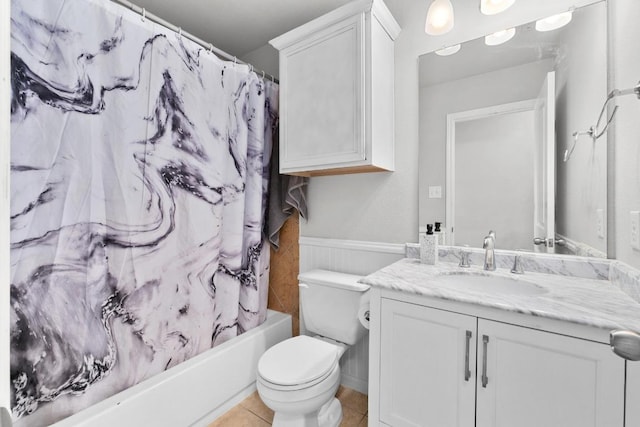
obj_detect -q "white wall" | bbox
[610,0,640,268]
[555,2,608,255]
[419,59,554,227]
[241,44,279,81]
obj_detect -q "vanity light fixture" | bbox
[480,0,515,15]
[425,0,454,35]
[435,44,461,56]
[485,28,516,46]
[535,11,573,32]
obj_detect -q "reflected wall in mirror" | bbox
[418,0,607,257]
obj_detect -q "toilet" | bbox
[256,269,370,427]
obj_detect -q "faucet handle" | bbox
[459,246,471,268]
[511,254,524,274]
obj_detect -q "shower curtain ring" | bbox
[208,43,214,54]
[233,57,237,67]
[178,27,182,38]
[262,70,265,79]
[141,7,146,21]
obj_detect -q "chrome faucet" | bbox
[483,231,496,271]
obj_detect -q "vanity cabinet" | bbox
[375,297,625,427]
[269,0,400,176]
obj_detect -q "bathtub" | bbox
[51,310,292,427]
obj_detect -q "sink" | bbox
[436,272,547,296]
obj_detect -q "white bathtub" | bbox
[52,310,292,427]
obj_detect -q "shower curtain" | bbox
[9,0,276,424]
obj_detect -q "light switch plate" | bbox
[428,186,442,199]
[631,211,640,250]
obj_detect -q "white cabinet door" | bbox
[379,299,476,427]
[280,14,365,172]
[476,319,625,427]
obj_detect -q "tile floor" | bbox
[208,386,368,427]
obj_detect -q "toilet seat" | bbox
[258,335,339,391]
[258,362,338,392]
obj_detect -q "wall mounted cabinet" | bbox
[270,0,400,176]
[370,291,626,427]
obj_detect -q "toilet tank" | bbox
[299,269,370,345]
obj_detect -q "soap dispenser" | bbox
[420,224,438,265]
[434,221,446,245]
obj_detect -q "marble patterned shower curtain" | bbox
[9,0,275,424]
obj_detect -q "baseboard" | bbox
[341,375,368,396]
[191,384,256,426]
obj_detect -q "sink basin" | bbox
[436,272,547,296]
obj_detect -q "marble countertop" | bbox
[360,258,640,334]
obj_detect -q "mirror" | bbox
[418,0,607,257]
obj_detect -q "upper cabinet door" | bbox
[379,299,476,427]
[270,0,400,177]
[280,15,365,172]
[476,319,624,427]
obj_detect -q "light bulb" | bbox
[535,11,573,32]
[425,0,454,35]
[485,27,516,46]
[480,0,515,15]
[435,44,461,56]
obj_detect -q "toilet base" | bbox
[272,397,343,427]
[318,397,343,427]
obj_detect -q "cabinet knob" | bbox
[610,330,640,361]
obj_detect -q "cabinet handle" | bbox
[464,330,472,381]
[610,330,640,361]
[482,335,489,388]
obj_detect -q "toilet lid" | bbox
[258,335,339,386]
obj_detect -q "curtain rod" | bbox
[109,0,279,84]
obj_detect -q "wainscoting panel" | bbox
[299,237,405,394]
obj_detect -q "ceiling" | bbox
[129,0,354,57]
[126,0,603,68]
[419,0,604,87]
[419,20,561,87]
